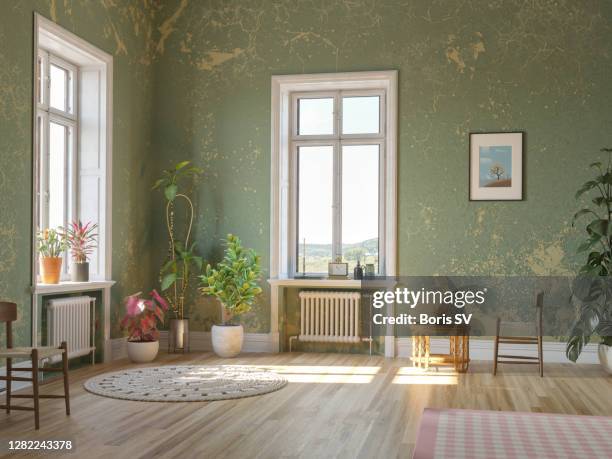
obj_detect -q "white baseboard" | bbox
[395,337,600,364]
[109,331,278,361]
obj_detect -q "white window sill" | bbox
[267,277,362,288]
[32,280,115,295]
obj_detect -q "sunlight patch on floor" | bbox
[224,365,381,384]
[392,366,458,385]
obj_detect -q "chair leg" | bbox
[5,357,11,413]
[31,349,40,430]
[493,319,500,376]
[61,342,70,415]
[538,335,544,377]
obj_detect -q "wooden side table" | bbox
[411,335,470,373]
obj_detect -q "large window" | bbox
[293,91,384,275]
[271,72,397,279]
[36,50,78,237]
[34,16,112,283]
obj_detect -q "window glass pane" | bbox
[297,145,333,273]
[49,64,67,112]
[298,98,334,135]
[342,96,380,134]
[48,122,67,230]
[342,144,379,273]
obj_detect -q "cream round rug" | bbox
[84,365,287,402]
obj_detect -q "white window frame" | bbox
[271,71,398,279]
[33,14,113,284]
[37,50,78,268]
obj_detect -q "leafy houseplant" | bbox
[120,290,169,363]
[567,148,612,371]
[37,228,68,284]
[199,234,262,357]
[153,160,203,352]
[65,220,98,282]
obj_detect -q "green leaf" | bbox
[575,181,598,199]
[161,259,175,273]
[161,273,177,290]
[164,184,178,201]
[192,256,203,270]
[572,208,596,225]
[577,238,601,253]
[586,219,608,237]
[152,178,165,190]
[175,160,190,170]
[589,161,603,169]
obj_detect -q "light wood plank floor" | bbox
[0,352,611,458]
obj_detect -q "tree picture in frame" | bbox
[469,132,524,201]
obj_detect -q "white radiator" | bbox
[47,296,96,363]
[290,291,362,350]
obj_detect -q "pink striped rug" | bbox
[413,408,612,459]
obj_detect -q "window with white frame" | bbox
[34,16,113,282]
[36,50,78,236]
[271,72,397,278]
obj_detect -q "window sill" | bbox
[32,280,115,295]
[267,277,362,288]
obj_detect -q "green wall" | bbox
[2,1,612,343]
[151,0,612,333]
[0,1,159,345]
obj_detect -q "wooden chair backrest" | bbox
[535,291,544,336]
[0,301,17,348]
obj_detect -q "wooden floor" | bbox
[0,352,611,458]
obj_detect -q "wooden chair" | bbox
[493,291,544,377]
[0,301,70,430]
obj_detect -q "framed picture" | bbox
[328,262,348,277]
[469,132,523,201]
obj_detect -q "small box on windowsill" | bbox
[328,262,349,277]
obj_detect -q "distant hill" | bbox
[297,238,378,257]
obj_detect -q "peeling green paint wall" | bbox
[150,0,612,333]
[3,1,612,343]
[0,0,161,345]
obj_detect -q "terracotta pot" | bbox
[211,324,244,358]
[39,257,63,284]
[127,340,159,363]
[598,344,612,375]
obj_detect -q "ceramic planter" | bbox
[211,324,244,358]
[598,344,612,374]
[168,318,190,353]
[127,340,159,363]
[40,257,63,284]
[70,261,89,282]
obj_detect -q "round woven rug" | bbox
[84,365,287,402]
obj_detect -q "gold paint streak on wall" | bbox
[49,0,58,22]
[446,47,465,73]
[156,0,189,55]
[196,48,244,71]
[525,240,570,275]
[110,22,128,55]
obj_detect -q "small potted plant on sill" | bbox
[37,228,68,284]
[199,234,262,358]
[154,160,203,352]
[65,220,98,282]
[120,290,169,363]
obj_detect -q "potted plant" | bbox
[65,220,98,282]
[120,290,169,363]
[199,234,262,358]
[153,161,203,352]
[567,148,612,373]
[37,228,68,284]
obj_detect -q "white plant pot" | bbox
[598,344,612,375]
[211,324,244,358]
[127,340,159,363]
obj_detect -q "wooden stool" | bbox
[0,301,70,430]
[412,334,470,373]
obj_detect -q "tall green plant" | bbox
[199,234,262,325]
[567,148,612,361]
[153,160,203,319]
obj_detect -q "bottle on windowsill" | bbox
[353,260,364,280]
